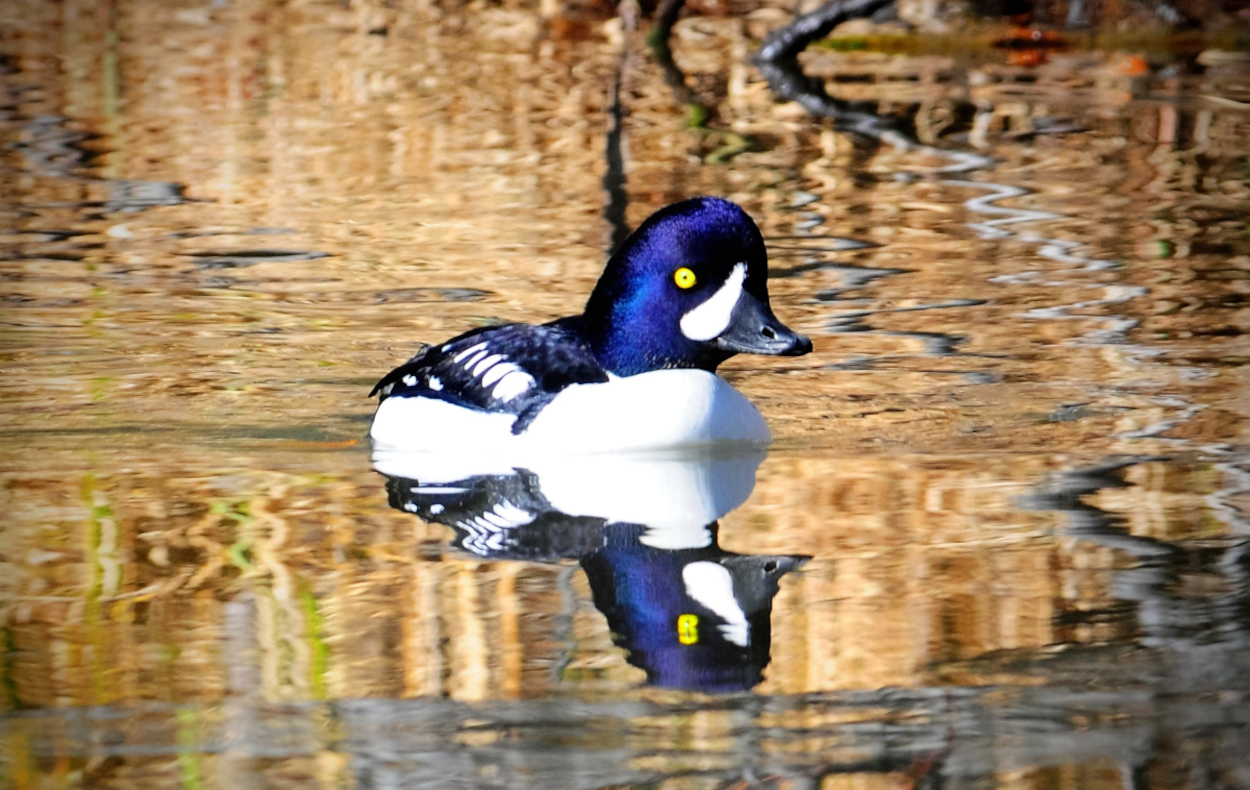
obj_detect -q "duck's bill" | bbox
[713,292,812,357]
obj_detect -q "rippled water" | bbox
[2,1,1249,788]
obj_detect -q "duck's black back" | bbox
[370,321,609,433]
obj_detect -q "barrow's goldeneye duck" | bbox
[369,196,812,453]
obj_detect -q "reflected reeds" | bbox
[3,452,1245,707]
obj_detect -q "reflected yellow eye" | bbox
[677,613,699,645]
[674,267,697,289]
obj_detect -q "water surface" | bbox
[2,1,1249,788]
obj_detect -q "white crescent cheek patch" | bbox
[680,262,746,342]
[682,561,750,646]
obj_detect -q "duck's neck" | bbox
[570,309,732,378]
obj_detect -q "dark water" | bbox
[2,1,1249,788]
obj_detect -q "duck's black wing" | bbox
[370,320,609,434]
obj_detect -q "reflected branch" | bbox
[603,60,631,253]
[756,0,895,62]
[602,2,639,253]
[1023,456,1250,655]
[646,0,711,127]
[753,0,918,143]
[647,0,685,46]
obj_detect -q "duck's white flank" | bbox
[369,368,770,454]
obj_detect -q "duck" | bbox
[369,196,811,453]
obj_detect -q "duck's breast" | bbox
[370,370,770,453]
[521,369,770,452]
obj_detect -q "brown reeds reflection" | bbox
[3,449,1248,785]
[2,451,1243,709]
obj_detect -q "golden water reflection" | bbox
[4,450,1238,701]
[2,0,1249,786]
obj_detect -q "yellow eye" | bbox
[677,613,699,645]
[674,267,696,289]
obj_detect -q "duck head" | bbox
[581,197,812,377]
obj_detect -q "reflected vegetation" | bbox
[2,0,1249,786]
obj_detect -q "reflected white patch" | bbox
[457,516,509,555]
[454,501,534,555]
[682,561,749,646]
[680,262,746,341]
[640,524,713,550]
[482,501,534,528]
[402,374,417,386]
[428,376,443,391]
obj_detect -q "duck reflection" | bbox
[374,450,806,692]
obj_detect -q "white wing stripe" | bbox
[460,349,487,369]
[492,371,534,403]
[481,361,520,386]
[472,354,504,377]
[453,342,487,362]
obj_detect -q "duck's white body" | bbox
[369,368,769,455]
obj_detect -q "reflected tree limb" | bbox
[756,0,896,62]
[753,0,918,143]
[646,0,711,127]
[603,60,631,253]
[1022,456,1250,654]
[603,0,640,253]
[647,0,685,47]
